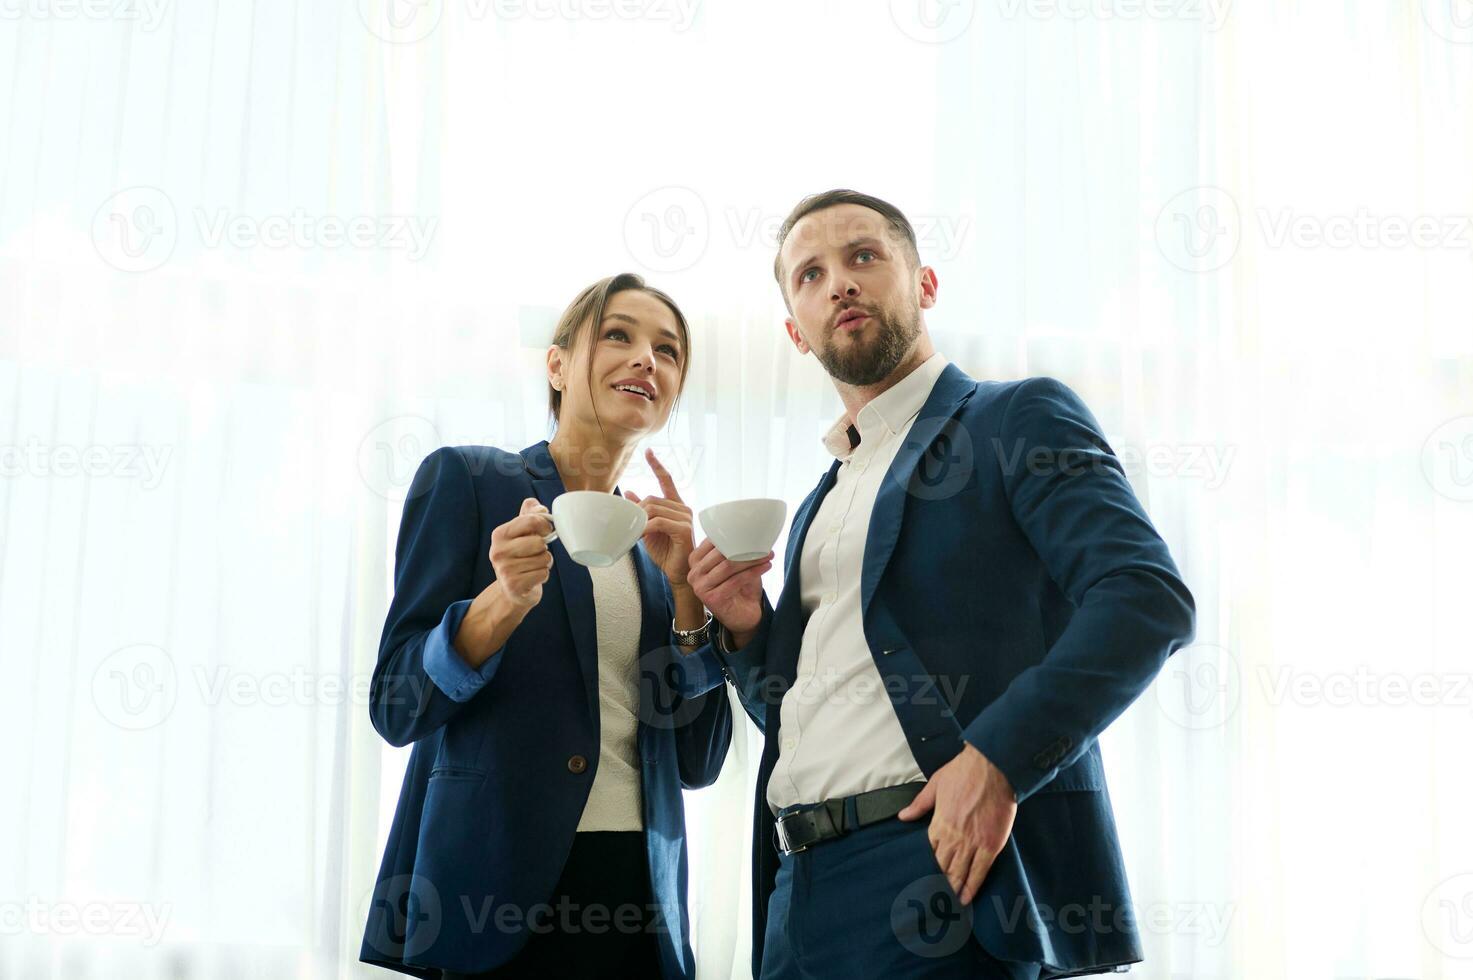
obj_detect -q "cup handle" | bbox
[540,513,558,545]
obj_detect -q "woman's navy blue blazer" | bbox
[359,440,732,978]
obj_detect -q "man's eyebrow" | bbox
[789,237,886,285]
[602,311,681,345]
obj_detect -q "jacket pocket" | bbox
[428,764,485,782]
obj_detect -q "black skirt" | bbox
[443,830,664,980]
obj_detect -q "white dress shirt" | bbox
[766,351,950,813]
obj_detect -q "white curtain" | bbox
[2,2,1470,977]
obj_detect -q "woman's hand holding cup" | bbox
[489,498,556,609]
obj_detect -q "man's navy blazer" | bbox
[359,440,732,978]
[680,365,1196,978]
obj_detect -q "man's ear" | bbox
[784,317,810,354]
[917,266,939,310]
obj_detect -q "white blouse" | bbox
[574,551,645,831]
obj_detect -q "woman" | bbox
[359,274,767,979]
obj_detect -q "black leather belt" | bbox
[773,781,927,855]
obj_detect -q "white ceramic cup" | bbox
[540,491,648,567]
[698,498,787,562]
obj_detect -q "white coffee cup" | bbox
[540,491,648,567]
[698,498,787,562]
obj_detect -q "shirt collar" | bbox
[820,351,950,459]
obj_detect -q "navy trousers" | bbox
[759,811,1043,980]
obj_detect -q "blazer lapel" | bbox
[628,540,667,648]
[522,440,601,722]
[859,363,979,620]
[766,460,841,686]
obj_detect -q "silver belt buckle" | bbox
[774,815,809,855]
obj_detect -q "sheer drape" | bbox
[2,2,1470,978]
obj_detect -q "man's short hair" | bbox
[772,189,921,301]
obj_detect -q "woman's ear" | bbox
[546,344,564,391]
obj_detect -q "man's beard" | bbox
[813,301,921,387]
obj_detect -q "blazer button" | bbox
[567,754,588,774]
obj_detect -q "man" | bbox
[682,189,1196,979]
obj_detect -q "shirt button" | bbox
[829,519,842,533]
[823,591,837,604]
[782,737,796,751]
[567,754,588,774]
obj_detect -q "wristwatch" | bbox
[672,611,713,648]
